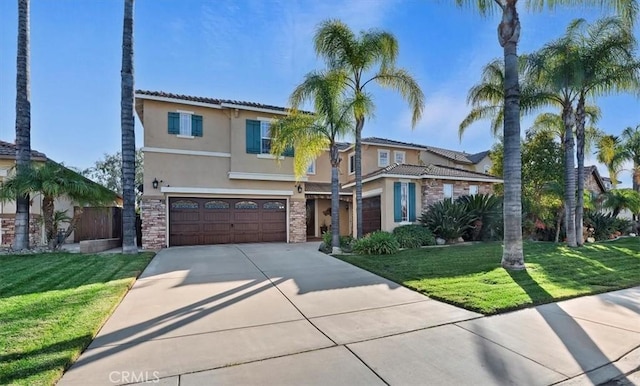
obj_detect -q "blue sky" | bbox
[0,0,638,186]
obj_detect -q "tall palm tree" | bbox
[529,109,602,154]
[596,135,626,188]
[121,0,137,254]
[455,0,637,266]
[14,0,31,251]
[270,72,353,249]
[0,162,118,249]
[313,20,424,239]
[622,125,640,194]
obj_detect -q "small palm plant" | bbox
[420,199,477,243]
[456,194,502,241]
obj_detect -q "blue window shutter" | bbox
[409,182,416,221]
[394,182,401,222]
[168,112,180,134]
[192,115,203,137]
[283,146,294,157]
[246,120,261,154]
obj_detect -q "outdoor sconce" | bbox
[296,184,303,194]
[152,178,160,189]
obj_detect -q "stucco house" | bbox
[0,141,79,246]
[136,90,502,249]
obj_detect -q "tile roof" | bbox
[336,142,353,151]
[362,137,426,150]
[136,90,292,113]
[576,165,606,192]
[360,163,501,182]
[362,137,490,165]
[423,146,474,164]
[0,141,47,160]
[467,150,490,164]
[305,182,351,194]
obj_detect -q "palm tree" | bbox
[455,0,637,266]
[313,20,424,239]
[529,109,602,153]
[14,0,31,251]
[0,162,117,249]
[596,135,626,188]
[600,188,640,217]
[270,72,353,249]
[622,125,640,194]
[121,0,137,254]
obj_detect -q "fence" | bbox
[73,207,122,242]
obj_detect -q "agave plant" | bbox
[420,199,477,242]
[456,194,502,241]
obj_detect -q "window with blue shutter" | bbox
[168,112,203,137]
[394,182,402,222]
[192,115,203,137]
[394,181,414,223]
[409,182,416,221]
[246,120,261,154]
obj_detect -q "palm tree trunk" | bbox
[563,104,577,247]
[555,209,562,243]
[42,195,55,249]
[14,0,31,251]
[330,144,340,249]
[575,95,585,246]
[355,118,364,239]
[499,0,524,270]
[121,0,137,254]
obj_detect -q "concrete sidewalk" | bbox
[59,243,640,386]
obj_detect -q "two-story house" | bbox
[136,90,503,249]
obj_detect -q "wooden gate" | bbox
[74,207,122,242]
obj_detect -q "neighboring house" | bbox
[578,166,608,197]
[136,90,501,248]
[0,141,78,246]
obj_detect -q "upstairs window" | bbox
[307,160,316,175]
[378,149,390,167]
[168,111,203,137]
[394,151,406,164]
[348,152,355,175]
[443,183,453,199]
[246,119,293,156]
[260,121,271,154]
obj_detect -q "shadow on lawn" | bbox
[509,270,629,385]
[0,335,93,385]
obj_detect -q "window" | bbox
[443,183,453,199]
[378,150,390,167]
[394,151,406,164]
[469,185,479,196]
[168,112,203,137]
[348,152,355,175]
[260,121,271,154]
[394,181,416,222]
[307,160,316,175]
[483,164,491,174]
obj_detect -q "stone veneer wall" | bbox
[1,215,43,247]
[422,180,495,209]
[585,173,604,195]
[141,198,166,250]
[289,199,307,243]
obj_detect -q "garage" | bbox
[362,196,381,235]
[169,197,287,246]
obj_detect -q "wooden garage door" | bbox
[362,196,381,235]
[169,198,287,246]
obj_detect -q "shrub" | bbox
[352,231,400,255]
[456,194,502,241]
[340,235,355,252]
[584,212,617,241]
[392,224,435,248]
[612,218,634,235]
[420,199,477,242]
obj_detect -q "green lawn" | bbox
[338,238,640,315]
[0,251,154,386]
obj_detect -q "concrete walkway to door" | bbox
[59,243,640,386]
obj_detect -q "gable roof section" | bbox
[362,137,490,165]
[467,150,490,164]
[362,137,426,151]
[136,90,296,114]
[343,163,502,188]
[305,182,351,195]
[0,141,47,161]
[577,165,607,193]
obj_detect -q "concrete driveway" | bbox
[59,243,640,386]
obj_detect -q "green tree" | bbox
[596,135,626,188]
[120,0,137,254]
[0,162,118,249]
[313,19,424,239]
[455,0,637,266]
[270,72,353,249]
[14,0,31,251]
[622,125,640,194]
[82,149,143,203]
[600,188,640,217]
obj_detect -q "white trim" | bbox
[165,196,170,248]
[256,116,276,122]
[343,174,422,188]
[228,172,308,182]
[176,134,195,139]
[257,154,284,160]
[422,175,503,183]
[394,150,406,164]
[339,145,354,152]
[176,109,195,114]
[142,147,231,158]
[161,187,294,196]
[286,197,290,243]
[306,160,316,175]
[220,102,287,116]
[135,93,222,109]
[363,141,424,151]
[363,188,383,198]
[378,149,390,167]
[348,152,355,175]
[305,191,351,195]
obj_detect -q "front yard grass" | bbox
[338,238,640,315]
[0,251,154,385]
